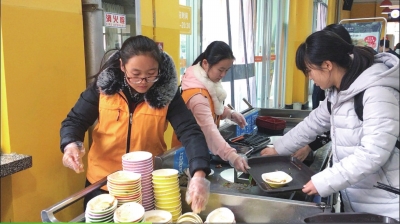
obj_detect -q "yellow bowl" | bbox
[261,171,293,188]
[153,186,180,194]
[152,169,179,178]
[155,199,181,208]
[154,189,181,198]
[152,179,179,185]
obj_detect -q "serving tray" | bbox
[247,155,315,193]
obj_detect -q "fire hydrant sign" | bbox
[104,12,126,28]
[179,5,192,35]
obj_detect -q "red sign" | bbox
[104,12,126,28]
[364,36,377,49]
[254,55,276,62]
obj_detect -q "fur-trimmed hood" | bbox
[96,51,178,108]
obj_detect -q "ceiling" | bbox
[353,0,400,9]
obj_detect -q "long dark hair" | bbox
[192,41,235,68]
[323,24,352,44]
[296,30,375,91]
[94,35,161,79]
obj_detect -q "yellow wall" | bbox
[1,0,87,221]
[140,0,180,148]
[327,0,337,24]
[285,0,314,106]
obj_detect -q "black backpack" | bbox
[327,90,400,149]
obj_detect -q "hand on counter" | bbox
[292,145,312,162]
[260,146,278,156]
[186,170,210,214]
[228,153,251,173]
[302,180,319,195]
[62,142,85,173]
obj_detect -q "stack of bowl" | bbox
[122,151,155,211]
[177,212,203,223]
[205,207,235,223]
[113,202,145,223]
[143,210,173,223]
[152,168,182,222]
[107,170,142,207]
[85,194,117,223]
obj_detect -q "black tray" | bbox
[247,155,315,193]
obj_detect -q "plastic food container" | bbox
[256,116,286,135]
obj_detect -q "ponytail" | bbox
[192,52,206,66]
[339,46,375,90]
[90,49,121,80]
[192,41,235,68]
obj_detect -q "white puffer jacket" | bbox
[274,53,399,220]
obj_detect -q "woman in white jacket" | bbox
[261,30,399,219]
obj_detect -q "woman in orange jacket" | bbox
[174,41,250,172]
[60,35,211,213]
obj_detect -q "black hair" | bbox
[192,41,235,68]
[296,30,375,91]
[323,24,352,44]
[93,35,161,79]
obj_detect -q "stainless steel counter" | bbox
[168,108,333,223]
[42,108,333,223]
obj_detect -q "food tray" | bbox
[256,116,286,130]
[247,155,315,193]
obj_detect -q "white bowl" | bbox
[114,202,145,222]
[205,207,235,223]
[86,194,117,214]
[122,151,153,162]
[143,210,173,223]
[261,171,293,188]
[107,170,141,183]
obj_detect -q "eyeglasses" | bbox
[125,75,160,84]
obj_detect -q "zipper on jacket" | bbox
[118,92,144,154]
[118,92,133,154]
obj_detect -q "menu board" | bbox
[342,22,382,52]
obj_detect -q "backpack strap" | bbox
[354,89,400,149]
[327,100,332,114]
[354,90,366,121]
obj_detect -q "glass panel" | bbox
[186,0,289,111]
[179,0,201,81]
[201,0,255,112]
[102,0,136,51]
[254,0,289,108]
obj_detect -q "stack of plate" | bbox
[107,170,142,207]
[177,212,203,223]
[152,169,182,222]
[85,194,117,223]
[122,151,155,211]
[143,210,173,223]
[113,202,145,223]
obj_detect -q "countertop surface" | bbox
[1,153,32,177]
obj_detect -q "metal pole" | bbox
[82,0,104,86]
[240,0,251,103]
[135,0,142,35]
[274,0,283,108]
[226,0,235,108]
